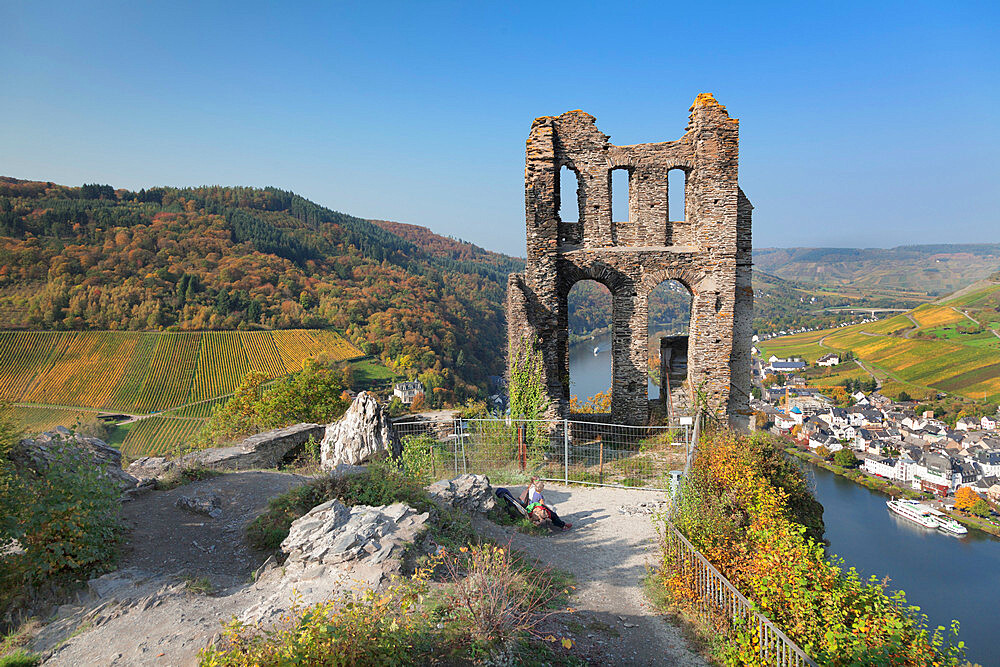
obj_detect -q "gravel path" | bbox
[476,483,708,666]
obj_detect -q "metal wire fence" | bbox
[393,417,692,491]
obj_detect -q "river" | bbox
[569,333,658,402]
[806,463,1000,665]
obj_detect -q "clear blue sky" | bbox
[2,1,997,256]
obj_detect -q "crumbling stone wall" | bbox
[506,94,752,427]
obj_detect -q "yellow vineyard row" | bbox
[0,329,363,413]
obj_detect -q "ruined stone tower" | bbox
[506,94,752,426]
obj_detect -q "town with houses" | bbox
[751,348,1000,507]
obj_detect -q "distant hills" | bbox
[0,177,518,398]
[2,175,995,395]
[755,245,1000,297]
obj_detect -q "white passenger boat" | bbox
[886,499,940,529]
[593,346,600,355]
[924,507,969,536]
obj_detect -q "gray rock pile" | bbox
[240,500,429,626]
[16,429,139,493]
[175,493,223,519]
[617,499,670,516]
[427,474,495,513]
[320,391,401,470]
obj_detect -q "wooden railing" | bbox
[661,521,818,667]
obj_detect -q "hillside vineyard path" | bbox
[477,484,708,666]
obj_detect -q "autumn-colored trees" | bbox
[0,178,510,396]
[954,487,992,517]
[664,431,966,665]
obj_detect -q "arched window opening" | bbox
[611,168,631,223]
[668,169,686,222]
[559,166,580,223]
[567,280,613,413]
[648,280,693,423]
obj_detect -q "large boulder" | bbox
[240,500,429,626]
[16,432,139,493]
[173,422,325,472]
[427,474,496,513]
[320,392,401,470]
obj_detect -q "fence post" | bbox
[460,421,467,475]
[563,419,569,484]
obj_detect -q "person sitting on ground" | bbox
[524,477,571,530]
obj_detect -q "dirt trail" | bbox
[33,476,706,666]
[32,472,309,666]
[477,484,707,666]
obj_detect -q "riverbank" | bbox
[786,446,1000,538]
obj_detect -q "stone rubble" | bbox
[427,474,496,513]
[240,500,429,626]
[617,500,671,516]
[175,493,223,519]
[320,391,401,470]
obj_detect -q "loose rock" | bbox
[427,474,495,513]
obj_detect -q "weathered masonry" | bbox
[506,94,752,426]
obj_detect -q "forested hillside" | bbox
[0,177,514,398]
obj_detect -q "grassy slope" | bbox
[759,283,1000,401]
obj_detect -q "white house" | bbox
[817,353,840,367]
[982,415,999,431]
[956,417,980,431]
[393,381,425,405]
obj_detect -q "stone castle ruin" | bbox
[506,94,752,427]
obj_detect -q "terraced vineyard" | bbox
[0,328,363,416]
[120,416,206,459]
[760,283,1000,402]
[9,406,99,433]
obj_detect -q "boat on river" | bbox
[886,499,940,529]
[593,346,600,355]
[924,507,969,536]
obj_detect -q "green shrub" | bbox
[833,448,857,468]
[202,361,349,445]
[200,568,435,666]
[0,650,40,667]
[1,419,123,619]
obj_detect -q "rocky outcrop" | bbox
[427,474,496,513]
[320,392,401,470]
[126,423,325,480]
[125,456,176,482]
[16,430,139,493]
[240,500,429,626]
[281,500,428,568]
